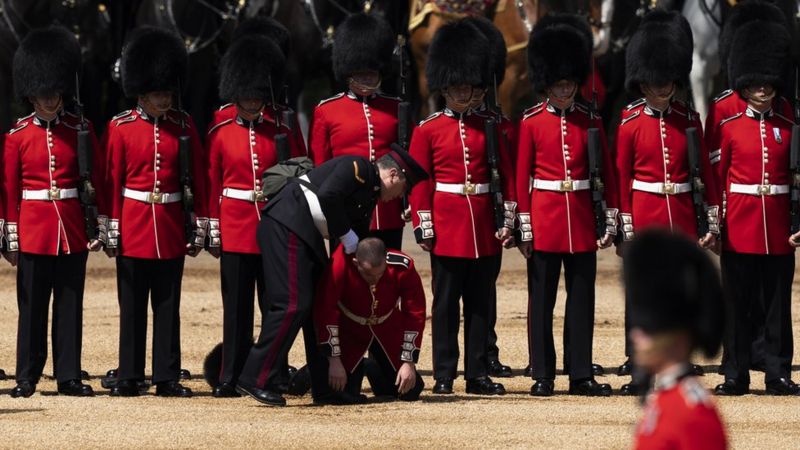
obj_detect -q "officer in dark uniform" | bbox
[235,151,427,407]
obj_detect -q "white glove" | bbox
[339,229,359,254]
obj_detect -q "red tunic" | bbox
[718,107,794,255]
[206,114,305,254]
[515,101,619,253]
[615,100,720,240]
[2,112,103,255]
[210,102,307,156]
[409,108,516,259]
[313,247,426,373]
[104,107,208,259]
[309,92,406,231]
[634,372,726,450]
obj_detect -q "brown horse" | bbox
[409,0,533,118]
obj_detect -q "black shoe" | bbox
[155,381,193,397]
[106,368,118,378]
[690,364,704,376]
[530,379,554,397]
[110,379,140,397]
[179,369,191,380]
[569,379,612,396]
[619,382,644,396]
[617,359,632,377]
[80,370,90,381]
[432,378,453,395]
[57,379,94,397]
[0,368,5,381]
[524,365,533,378]
[592,364,605,377]
[236,384,286,406]
[10,382,35,398]
[488,360,513,378]
[714,379,749,396]
[765,378,800,396]
[465,376,506,395]
[313,391,367,405]
[212,382,240,398]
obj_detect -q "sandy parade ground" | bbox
[0,232,798,449]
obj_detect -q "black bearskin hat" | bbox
[332,13,394,82]
[219,34,286,101]
[527,13,592,93]
[203,342,223,388]
[728,20,791,93]
[462,17,507,86]
[232,16,291,57]
[624,231,724,359]
[426,19,490,92]
[719,1,788,71]
[12,26,81,103]
[625,9,693,94]
[121,26,188,97]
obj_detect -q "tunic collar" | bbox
[643,104,672,118]
[32,114,60,128]
[346,90,377,102]
[135,105,166,123]
[545,100,575,116]
[235,114,264,127]
[443,107,474,119]
[653,363,692,391]
[745,106,773,121]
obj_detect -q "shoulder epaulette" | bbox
[16,112,34,123]
[217,103,234,111]
[386,251,411,269]
[207,118,234,135]
[625,98,645,110]
[522,103,545,120]
[418,111,442,126]
[620,110,641,125]
[318,92,345,106]
[712,89,733,103]
[112,110,133,121]
[115,115,137,127]
[8,121,28,134]
[718,112,743,126]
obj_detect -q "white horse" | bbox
[681,0,722,122]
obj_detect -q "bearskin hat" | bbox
[719,1,788,70]
[120,26,188,97]
[232,16,291,57]
[203,342,223,388]
[624,231,724,359]
[219,34,286,101]
[728,20,791,93]
[426,19,490,93]
[527,13,592,93]
[12,26,81,103]
[462,17,507,86]
[332,13,394,82]
[624,9,693,94]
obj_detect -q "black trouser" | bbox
[487,252,502,363]
[367,228,404,251]
[527,251,596,381]
[219,251,265,385]
[16,252,88,384]
[721,251,794,384]
[341,341,424,401]
[116,256,184,384]
[238,217,327,396]
[430,254,498,380]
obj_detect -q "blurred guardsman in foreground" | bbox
[313,238,426,404]
[626,231,727,450]
[3,26,103,398]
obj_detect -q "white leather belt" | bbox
[299,175,329,239]
[122,187,182,204]
[729,183,790,196]
[22,188,78,201]
[222,187,265,202]
[435,182,490,195]
[531,178,590,193]
[632,180,692,195]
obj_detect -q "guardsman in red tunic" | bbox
[614,11,720,393]
[205,35,305,397]
[313,238,426,403]
[714,21,800,396]
[516,14,617,397]
[705,0,793,376]
[409,20,515,396]
[104,27,208,397]
[2,27,100,398]
[626,232,727,450]
[309,14,407,249]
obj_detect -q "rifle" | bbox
[176,85,195,246]
[484,117,506,231]
[686,127,709,238]
[74,73,99,241]
[587,59,607,239]
[790,67,800,234]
